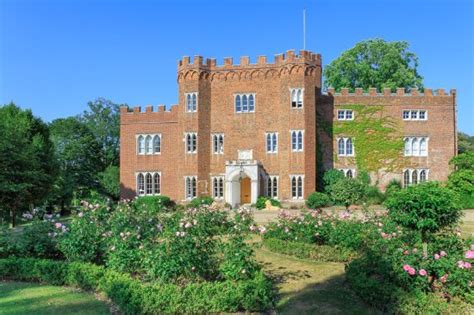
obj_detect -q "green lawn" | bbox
[0,282,111,315]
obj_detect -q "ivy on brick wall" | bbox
[318,104,405,174]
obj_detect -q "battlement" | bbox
[120,105,179,123]
[177,49,321,71]
[325,87,456,97]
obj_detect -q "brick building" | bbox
[120,50,457,207]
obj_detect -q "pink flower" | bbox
[408,268,416,276]
[412,248,418,253]
[440,274,448,283]
[434,254,440,260]
[78,212,83,218]
[419,269,427,276]
[440,251,447,257]
[55,222,62,229]
[403,264,411,272]
[403,250,409,255]
[465,250,474,259]
[464,262,472,269]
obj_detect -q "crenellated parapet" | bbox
[325,87,456,97]
[120,105,179,124]
[177,49,321,82]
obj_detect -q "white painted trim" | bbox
[135,171,162,196]
[136,133,162,155]
[234,93,256,113]
[184,132,198,154]
[290,129,305,152]
[337,109,355,121]
[289,174,305,199]
[265,132,279,154]
[184,92,198,113]
[402,109,428,121]
[184,175,198,200]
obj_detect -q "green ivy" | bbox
[318,104,405,173]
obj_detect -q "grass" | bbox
[0,281,111,315]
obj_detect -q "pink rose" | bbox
[412,248,418,253]
[434,254,440,260]
[403,264,411,271]
[408,268,416,276]
[465,250,474,259]
[440,251,447,257]
[419,269,427,276]
[78,212,83,217]
[440,274,448,283]
[403,250,409,255]
[464,262,472,269]
[55,222,62,229]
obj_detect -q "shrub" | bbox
[385,182,462,241]
[322,169,345,194]
[132,195,173,213]
[330,177,365,208]
[263,238,357,262]
[305,192,331,209]
[188,196,214,208]
[384,179,402,198]
[364,185,385,205]
[219,235,260,280]
[328,219,366,250]
[255,196,281,210]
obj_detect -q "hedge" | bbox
[0,258,274,314]
[262,238,357,262]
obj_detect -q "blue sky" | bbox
[1,0,473,134]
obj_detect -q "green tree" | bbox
[447,152,474,209]
[98,165,120,199]
[458,132,474,154]
[78,98,121,168]
[322,169,345,194]
[0,103,56,226]
[324,38,423,92]
[48,117,102,211]
[330,177,365,209]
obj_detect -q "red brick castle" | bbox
[120,50,457,207]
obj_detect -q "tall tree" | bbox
[0,103,56,226]
[458,132,474,154]
[78,98,120,168]
[49,117,102,211]
[324,38,423,92]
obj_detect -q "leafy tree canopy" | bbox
[324,38,423,92]
[0,103,56,226]
[458,132,474,154]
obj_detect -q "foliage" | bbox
[255,196,281,210]
[384,179,402,198]
[58,201,110,264]
[324,38,423,92]
[458,132,474,154]
[0,257,275,313]
[0,103,56,226]
[188,195,214,208]
[448,152,474,209]
[132,195,173,213]
[306,192,331,209]
[330,177,365,208]
[219,234,260,280]
[363,185,385,205]
[98,165,120,200]
[48,117,102,210]
[385,182,462,240]
[450,152,474,171]
[78,98,121,169]
[263,238,357,262]
[322,169,345,194]
[0,218,61,259]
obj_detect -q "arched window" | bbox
[346,170,353,178]
[248,94,254,112]
[186,177,191,199]
[291,177,297,198]
[419,170,427,182]
[235,95,241,112]
[213,177,218,197]
[297,89,303,107]
[291,89,297,108]
[419,138,427,156]
[145,135,153,154]
[145,173,153,194]
[338,138,345,155]
[138,135,145,154]
[192,177,197,197]
[297,176,303,198]
[272,177,278,198]
[404,138,411,156]
[153,173,160,194]
[242,95,248,112]
[153,135,161,153]
[272,133,277,151]
[346,138,353,155]
[266,134,272,152]
[403,170,410,187]
[412,170,418,185]
[297,131,303,151]
[137,173,145,195]
[267,177,272,196]
[412,138,419,156]
[186,94,192,112]
[192,93,197,111]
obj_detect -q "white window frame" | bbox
[337,137,355,157]
[234,93,256,113]
[403,169,429,187]
[403,110,428,121]
[266,175,279,199]
[185,92,198,113]
[184,132,198,154]
[136,134,162,155]
[403,136,429,157]
[290,174,304,199]
[212,133,224,155]
[339,168,356,178]
[135,171,161,196]
[211,175,225,199]
[290,130,304,152]
[184,176,198,200]
[290,88,304,109]
[265,132,278,154]
[337,109,354,121]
